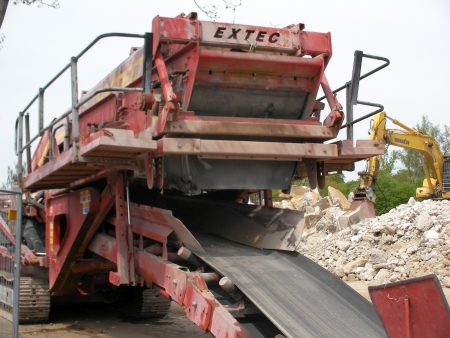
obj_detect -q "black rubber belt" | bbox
[193,233,387,338]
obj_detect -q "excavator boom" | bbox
[355,111,450,208]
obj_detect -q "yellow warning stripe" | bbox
[37,132,67,167]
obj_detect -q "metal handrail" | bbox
[18,33,145,118]
[18,87,143,154]
[14,32,148,171]
[319,51,389,143]
[317,53,390,102]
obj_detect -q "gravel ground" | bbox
[19,282,449,338]
[19,302,208,338]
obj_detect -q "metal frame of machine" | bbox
[3,13,392,337]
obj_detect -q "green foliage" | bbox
[373,169,422,215]
[318,173,356,198]
[396,115,450,181]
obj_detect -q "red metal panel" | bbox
[46,188,100,292]
[87,233,117,263]
[130,203,203,253]
[80,48,144,114]
[198,48,323,77]
[31,129,50,171]
[183,274,211,330]
[369,274,450,338]
[134,248,250,336]
[207,297,252,338]
[300,31,332,63]
[78,183,115,253]
[152,15,197,53]
[156,138,338,160]
[160,115,337,139]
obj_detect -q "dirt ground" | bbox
[18,282,450,338]
[19,302,208,338]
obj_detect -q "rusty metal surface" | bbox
[46,188,100,292]
[349,199,376,218]
[88,232,252,337]
[164,195,304,251]
[157,138,338,160]
[22,150,102,190]
[161,116,337,139]
[336,139,384,158]
[193,233,386,338]
[79,128,156,158]
[369,274,450,338]
[162,155,297,193]
[130,203,204,253]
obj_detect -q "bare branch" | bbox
[13,0,59,8]
[194,0,241,20]
[193,0,218,20]
[223,0,241,12]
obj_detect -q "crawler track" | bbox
[118,287,171,319]
[0,273,50,323]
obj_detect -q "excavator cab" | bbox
[442,157,450,194]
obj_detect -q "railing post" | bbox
[17,114,23,180]
[143,32,153,95]
[70,56,79,163]
[12,187,23,338]
[14,116,19,156]
[25,113,32,174]
[64,116,70,151]
[38,88,44,135]
[346,82,353,144]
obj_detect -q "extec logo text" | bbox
[213,27,281,43]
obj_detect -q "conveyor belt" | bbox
[193,233,387,338]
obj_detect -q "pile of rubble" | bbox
[274,187,450,287]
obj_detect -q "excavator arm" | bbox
[357,111,446,205]
[352,113,385,208]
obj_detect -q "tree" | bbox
[0,0,59,51]
[368,152,419,215]
[396,115,450,181]
[1,161,25,189]
[0,0,8,29]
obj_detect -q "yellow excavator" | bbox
[353,111,450,213]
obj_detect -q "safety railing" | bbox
[15,32,153,180]
[318,50,390,143]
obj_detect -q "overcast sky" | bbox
[0,0,449,186]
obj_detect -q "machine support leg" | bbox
[110,173,132,286]
[125,179,136,285]
[304,158,318,189]
[264,190,273,207]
